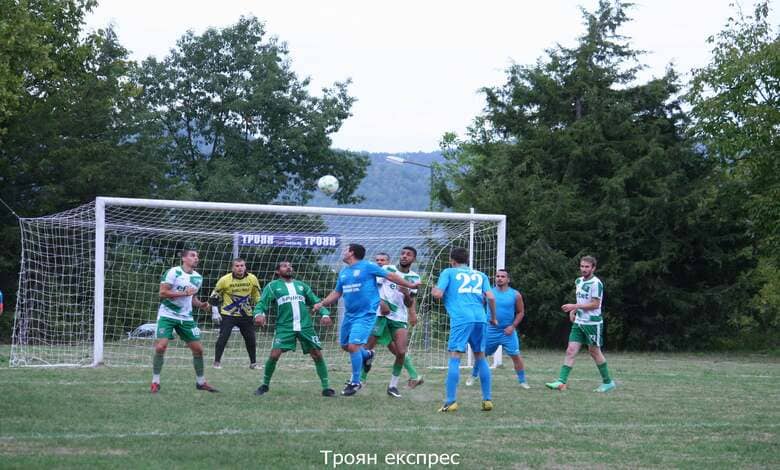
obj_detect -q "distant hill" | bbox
[308,151,444,211]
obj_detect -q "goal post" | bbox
[12,197,506,368]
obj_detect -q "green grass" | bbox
[0,347,778,469]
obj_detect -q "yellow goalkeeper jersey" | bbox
[212,273,261,317]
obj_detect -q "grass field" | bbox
[0,346,778,469]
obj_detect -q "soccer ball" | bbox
[317,175,339,195]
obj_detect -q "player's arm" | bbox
[485,289,498,325]
[253,285,274,327]
[313,290,341,313]
[378,299,391,316]
[407,297,418,327]
[159,283,196,299]
[506,292,525,335]
[303,284,332,326]
[561,298,600,313]
[386,271,419,290]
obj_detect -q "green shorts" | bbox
[569,323,604,347]
[371,316,408,346]
[156,317,201,343]
[272,327,322,354]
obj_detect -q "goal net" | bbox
[11,197,505,369]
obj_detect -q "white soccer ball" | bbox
[317,175,339,195]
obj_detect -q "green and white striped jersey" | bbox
[574,275,604,325]
[253,279,329,332]
[157,266,203,321]
[376,265,420,323]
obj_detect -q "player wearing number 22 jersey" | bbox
[432,247,496,413]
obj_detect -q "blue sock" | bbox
[445,357,461,404]
[517,369,526,383]
[471,364,478,379]
[349,351,363,384]
[476,357,492,400]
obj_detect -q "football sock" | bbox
[559,364,572,384]
[391,363,403,387]
[445,356,461,404]
[264,357,278,385]
[403,355,419,380]
[152,352,164,378]
[516,369,526,383]
[471,363,478,379]
[314,358,329,389]
[193,355,204,380]
[476,357,492,401]
[360,369,368,382]
[597,362,612,384]
[389,374,400,388]
[349,350,363,384]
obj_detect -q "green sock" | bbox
[392,362,403,377]
[403,355,419,379]
[263,358,278,386]
[314,358,330,389]
[193,355,204,377]
[597,362,612,384]
[559,365,572,384]
[153,352,164,375]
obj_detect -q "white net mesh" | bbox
[11,198,504,369]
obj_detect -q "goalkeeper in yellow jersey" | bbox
[209,258,262,369]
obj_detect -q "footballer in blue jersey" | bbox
[432,247,496,412]
[314,243,420,396]
[466,269,529,389]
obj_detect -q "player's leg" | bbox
[386,339,423,388]
[546,325,584,390]
[360,317,387,382]
[342,315,375,395]
[236,315,258,368]
[151,317,177,392]
[439,323,470,412]
[255,347,284,395]
[302,331,334,397]
[470,323,492,410]
[213,315,236,368]
[503,330,528,388]
[186,335,219,392]
[587,324,615,392]
[469,327,499,386]
[386,324,407,398]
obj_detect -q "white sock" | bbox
[152,374,160,384]
[389,374,400,388]
[196,376,206,385]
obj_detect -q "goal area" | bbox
[11,197,505,369]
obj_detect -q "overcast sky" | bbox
[86,0,777,153]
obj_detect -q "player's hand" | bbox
[313,302,322,313]
[503,325,515,336]
[489,317,498,326]
[183,287,197,296]
[198,300,210,312]
[408,313,418,327]
[561,303,577,313]
[211,307,222,325]
[254,315,266,327]
[320,316,333,327]
[569,312,576,323]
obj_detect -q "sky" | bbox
[85,0,777,153]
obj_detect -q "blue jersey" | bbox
[492,286,518,328]
[436,265,491,326]
[335,260,389,317]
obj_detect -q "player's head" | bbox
[276,261,294,280]
[375,252,390,266]
[580,255,597,279]
[399,246,417,268]
[495,269,510,287]
[180,249,199,269]
[343,243,366,263]
[449,247,468,266]
[231,258,247,278]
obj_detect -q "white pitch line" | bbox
[0,422,777,442]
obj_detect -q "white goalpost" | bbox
[11,197,506,369]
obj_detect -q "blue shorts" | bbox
[340,314,377,346]
[447,322,487,353]
[485,325,521,356]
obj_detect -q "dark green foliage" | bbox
[439,1,758,350]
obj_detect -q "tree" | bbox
[133,16,367,205]
[687,1,780,347]
[438,1,756,349]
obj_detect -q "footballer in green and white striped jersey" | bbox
[158,266,203,321]
[254,278,330,332]
[377,265,420,323]
[574,275,604,325]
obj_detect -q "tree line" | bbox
[437,1,778,350]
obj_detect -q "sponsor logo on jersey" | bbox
[277,294,305,305]
[352,269,361,277]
